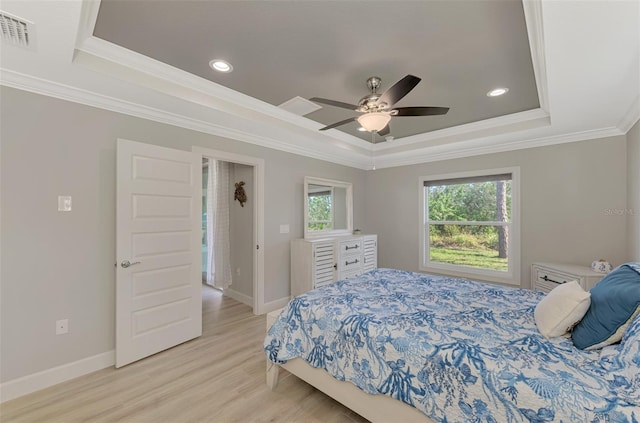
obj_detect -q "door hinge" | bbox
[256,244,259,250]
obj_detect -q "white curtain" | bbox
[206,159,233,289]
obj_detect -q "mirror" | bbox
[304,176,353,238]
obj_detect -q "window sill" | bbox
[420,263,520,287]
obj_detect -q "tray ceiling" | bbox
[0,0,638,169]
[93,0,540,142]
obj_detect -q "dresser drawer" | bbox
[342,256,362,272]
[339,239,363,256]
[341,269,363,280]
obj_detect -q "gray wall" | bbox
[365,136,629,288]
[0,87,366,382]
[629,118,640,261]
[229,163,254,298]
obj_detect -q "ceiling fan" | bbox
[310,75,449,136]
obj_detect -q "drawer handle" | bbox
[345,244,360,250]
[542,275,567,284]
[345,259,359,266]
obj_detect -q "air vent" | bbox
[278,96,322,116]
[1,11,35,50]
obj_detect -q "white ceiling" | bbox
[0,1,638,170]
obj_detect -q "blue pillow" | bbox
[571,263,640,350]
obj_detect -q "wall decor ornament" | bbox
[234,181,247,207]
[591,259,613,273]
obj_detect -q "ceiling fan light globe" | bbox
[357,112,391,132]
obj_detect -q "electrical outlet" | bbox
[56,319,69,335]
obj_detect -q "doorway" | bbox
[202,158,253,304]
[194,147,265,315]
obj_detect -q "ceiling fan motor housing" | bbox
[358,76,388,113]
[357,94,387,113]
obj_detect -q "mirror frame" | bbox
[304,176,353,239]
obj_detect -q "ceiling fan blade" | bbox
[377,75,421,107]
[377,125,390,136]
[319,117,357,131]
[309,97,358,110]
[393,106,450,116]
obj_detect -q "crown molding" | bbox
[70,0,567,165]
[77,36,555,157]
[522,0,549,113]
[373,126,624,170]
[373,108,549,152]
[1,66,625,173]
[618,94,640,133]
[75,0,101,44]
[76,36,371,151]
[0,68,371,169]
[2,0,628,173]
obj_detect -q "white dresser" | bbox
[291,235,377,296]
[531,262,605,293]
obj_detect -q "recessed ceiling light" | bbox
[487,88,509,97]
[210,60,233,73]
[357,127,367,132]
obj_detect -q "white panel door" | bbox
[116,139,201,368]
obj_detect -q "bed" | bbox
[264,268,640,422]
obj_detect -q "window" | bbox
[420,167,520,284]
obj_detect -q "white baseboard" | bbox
[224,288,253,307]
[262,296,291,314]
[0,350,114,403]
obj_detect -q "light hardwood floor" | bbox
[1,286,368,423]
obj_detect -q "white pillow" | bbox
[534,280,591,339]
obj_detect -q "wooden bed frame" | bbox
[266,309,435,423]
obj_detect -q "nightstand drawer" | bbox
[533,267,574,287]
[531,262,605,293]
[534,276,566,293]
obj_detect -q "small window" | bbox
[420,168,520,284]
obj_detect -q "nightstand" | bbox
[531,262,606,293]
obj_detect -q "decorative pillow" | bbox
[571,262,640,350]
[534,280,591,339]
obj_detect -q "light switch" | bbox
[58,196,72,212]
[279,224,290,234]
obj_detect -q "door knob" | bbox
[121,260,141,268]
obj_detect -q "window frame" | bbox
[419,167,521,285]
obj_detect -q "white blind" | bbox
[423,173,511,187]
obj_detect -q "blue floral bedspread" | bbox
[264,268,639,422]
